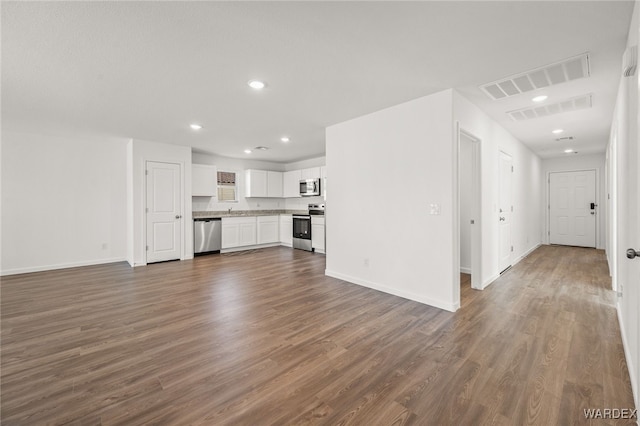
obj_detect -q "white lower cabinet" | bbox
[279,214,293,246]
[222,217,257,249]
[311,216,325,253]
[257,216,279,244]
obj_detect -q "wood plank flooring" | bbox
[1,245,634,425]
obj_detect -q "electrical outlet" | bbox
[101,243,108,250]
[429,203,441,215]
[363,258,370,267]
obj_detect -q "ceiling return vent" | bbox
[507,94,593,121]
[623,45,637,77]
[480,53,590,100]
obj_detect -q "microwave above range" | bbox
[300,178,321,197]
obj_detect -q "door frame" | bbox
[143,160,185,264]
[546,167,599,249]
[498,150,513,274]
[453,124,483,309]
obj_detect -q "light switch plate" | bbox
[429,203,441,215]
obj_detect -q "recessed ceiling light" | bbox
[532,95,548,103]
[244,149,252,154]
[552,129,564,134]
[190,123,203,130]
[281,136,290,143]
[248,80,266,90]
[564,149,574,153]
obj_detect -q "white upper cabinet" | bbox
[283,170,302,198]
[267,171,283,198]
[192,164,217,197]
[300,167,321,180]
[245,169,268,197]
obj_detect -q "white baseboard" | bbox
[512,243,541,265]
[325,269,459,312]
[221,242,281,253]
[0,257,127,276]
[460,266,472,274]
[480,243,541,290]
[617,303,638,408]
[481,273,500,290]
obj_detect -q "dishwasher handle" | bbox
[194,217,222,222]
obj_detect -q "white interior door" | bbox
[146,161,182,263]
[549,170,596,248]
[498,151,513,273]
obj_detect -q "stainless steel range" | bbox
[293,203,325,251]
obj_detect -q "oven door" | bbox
[293,215,311,240]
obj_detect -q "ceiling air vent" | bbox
[555,136,575,142]
[254,146,269,151]
[507,94,593,121]
[623,45,637,77]
[480,53,590,100]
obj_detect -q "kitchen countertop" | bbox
[193,209,308,219]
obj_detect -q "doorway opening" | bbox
[498,151,513,274]
[455,127,482,309]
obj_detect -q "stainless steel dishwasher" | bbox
[194,218,222,255]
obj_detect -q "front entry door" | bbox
[549,170,596,248]
[498,151,513,273]
[146,161,182,263]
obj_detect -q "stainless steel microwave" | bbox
[300,178,321,197]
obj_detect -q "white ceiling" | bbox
[2,1,633,162]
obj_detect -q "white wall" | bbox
[540,154,606,249]
[326,89,458,311]
[608,0,640,406]
[127,139,192,266]
[453,91,542,288]
[459,134,473,273]
[1,130,128,275]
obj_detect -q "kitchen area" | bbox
[192,157,326,256]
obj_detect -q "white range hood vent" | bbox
[480,53,591,100]
[507,94,593,121]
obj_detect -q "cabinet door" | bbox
[279,215,292,245]
[267,171,283,197]
[258,217,279,244]
[192,164,217,197]
[283,170,302,198]
[239,222,257,246]
[311,224,325,251]
[221,223,240,248]
[300,167,321,180]
[245,170,268,197]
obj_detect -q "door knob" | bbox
[499,217,505,221]
[175,215,182,219]
[627,248,640,259]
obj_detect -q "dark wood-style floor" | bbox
[1,245,634,425]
